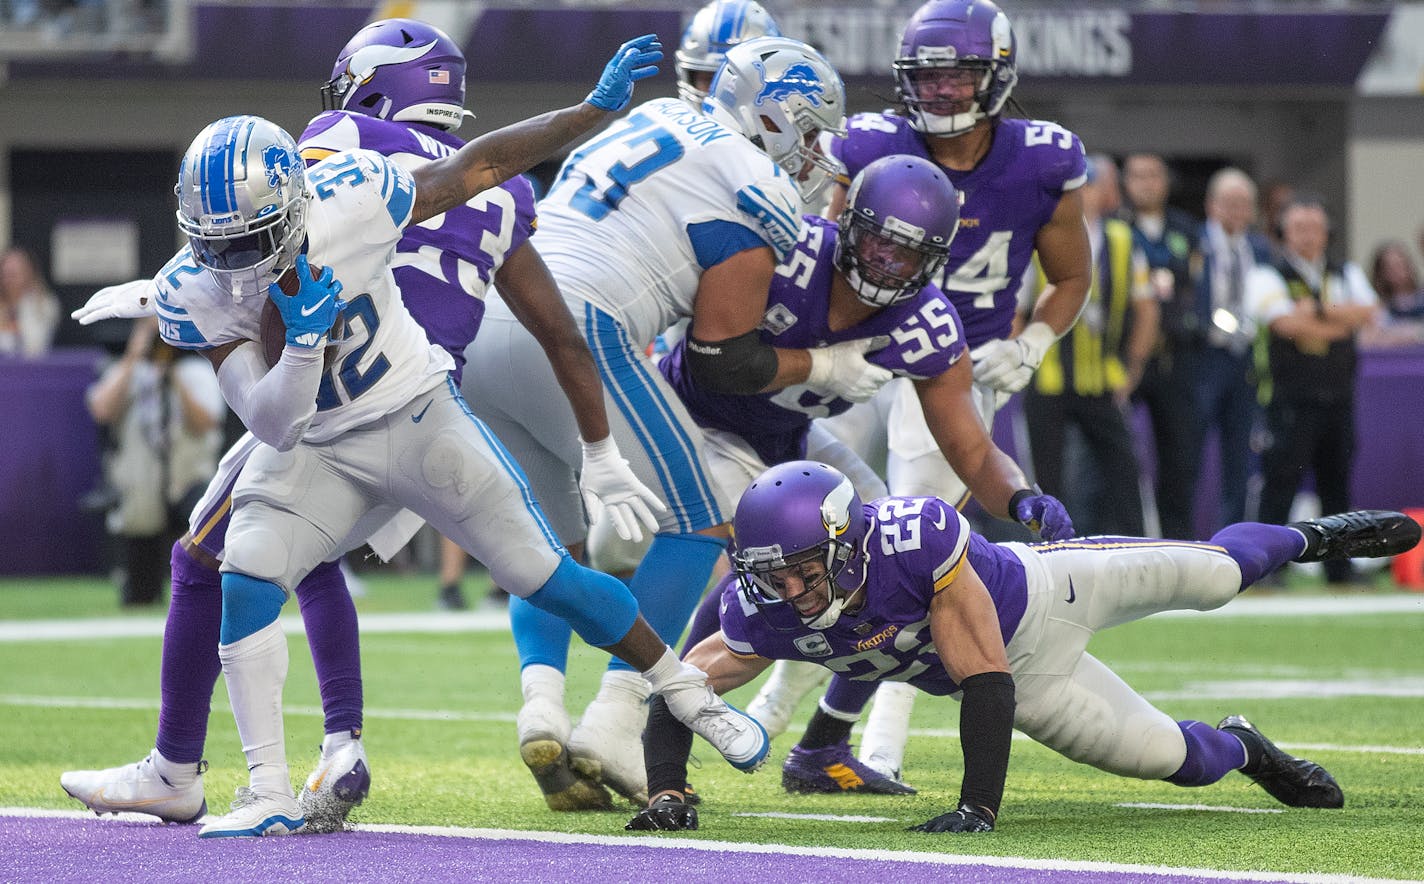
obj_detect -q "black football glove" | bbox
[909,802,995,834]
[626,794,699,831]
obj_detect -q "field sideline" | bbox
[1,575,1422,881]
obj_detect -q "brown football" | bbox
[260,263,343,368]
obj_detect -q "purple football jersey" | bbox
[831,114,1087,347]
[719,496,1027,696]
[660,215,966,464]
[299,111,538,381]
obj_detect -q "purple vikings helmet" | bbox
[321,18,471,131]
[675,0,783,106]
[893,0,1018,137]
[836,154,961,307]
[175,116,307,302]
[731,461,868,631]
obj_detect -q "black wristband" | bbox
[644,695,695,798]
[1007,487,1036,522]
[957,671,1015,817]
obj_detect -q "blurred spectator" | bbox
[1260,179,1295,260]
[0,245,61,357]
[1022,154,1155,536]
[86,317,225,606]
[1245,194,1379,583]
[1359,240,1424,348]
[1184,167,1273,530]
[1122,152,1202,538]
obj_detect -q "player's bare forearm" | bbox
[918,366,1028,519]
[495,245,610,442]
[1030,190,1092,335]
[683,632,771,694]
[410,103,608,224]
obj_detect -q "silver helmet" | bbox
[675,0,782,106]
[701,36,846,203]
[174,115,308,300]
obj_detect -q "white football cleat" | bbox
[198,787,304,838]
[60,750,207,824]
[745,660,830,739]
[298,738,370,833]
[568,672,650,806]
[661,664,770,772]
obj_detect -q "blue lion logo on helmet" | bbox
[753,60,825,107]
[262,144,295,189]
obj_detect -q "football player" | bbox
[653,154,1074,799]
[752,0,1094,785]
[628,460,1421,833]
[460,37,888,808]
[68,36,771,841]
[62,20,662,828]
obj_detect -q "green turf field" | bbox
[1,573,1422,879]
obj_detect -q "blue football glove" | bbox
[1010,485,1073,541]
[268,254,346,349]
[586,34,663,112]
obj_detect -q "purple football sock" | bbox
[154,542,223,765]
[1208,522,1308,590]
[294,559,363,735]
[823,673,879,718]
[1165,720,1248,787]
[679,577,727,658]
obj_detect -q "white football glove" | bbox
[579,436,666,543]
[71,279,158,326]
[806,336,894,403]
[970,322,1057,393]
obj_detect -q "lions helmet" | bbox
[731,461,868,631]
[321,18,471,131]
[702,36,846,203]
[893,0,1018,137]
[175,116,308,301]
[675,0,783,106]
[837,155,961,307]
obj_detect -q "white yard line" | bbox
[0,806,1410,883]
[1115,802,1284,814]
[1,594,1420,643]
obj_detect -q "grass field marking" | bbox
[1146,677,1424,701]
[5,693,1421,755]
[1115,802,1285,814]
[0,806,1407,883]
[2,595,1419,643]
[731,811,901,822]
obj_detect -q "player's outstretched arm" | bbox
[409,34,662,224]
[72,278,158,325]
[494,243,665,542]
[913,562,1014,834]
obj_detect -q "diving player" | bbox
[627,460,1420,833]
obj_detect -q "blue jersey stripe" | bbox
[447,377,567,555]
[585,304,723,531]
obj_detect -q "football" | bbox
[260,263,344,369]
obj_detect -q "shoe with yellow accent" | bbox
[298,737,369,833]
[781,740,916,795]
[60,749,207,823]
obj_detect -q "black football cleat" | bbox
[1218,715,1343,809]
[1288,510,1422,562]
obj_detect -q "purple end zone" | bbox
[1,814,1296,884]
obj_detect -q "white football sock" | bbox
[857,680,917,776]
[218,620,292,797]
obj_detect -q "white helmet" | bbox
[701,36,847,203]
[674,0,782,106]
[174,115,308,301]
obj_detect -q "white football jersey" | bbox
[535,97,804,346]
[154,149,453,443]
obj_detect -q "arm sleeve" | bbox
[216,341,324,452]
[956,670,1015,817]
